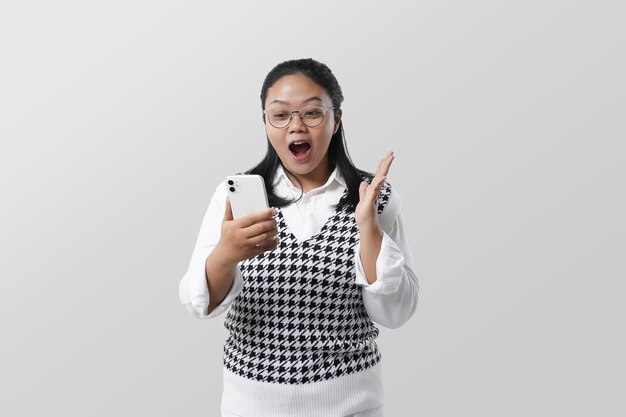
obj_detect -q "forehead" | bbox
[265,74,331,106]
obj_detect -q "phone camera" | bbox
[227,180,234,186]
[229,187,236,192]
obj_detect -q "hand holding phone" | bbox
[214,175,278,264]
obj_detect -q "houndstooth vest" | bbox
[223,179,392,384]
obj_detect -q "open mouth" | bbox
[288,141,311,160]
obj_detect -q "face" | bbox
[263,74,341,182]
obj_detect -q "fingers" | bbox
[244,218,278,240]
[359,181,367,201]
[247,227,278,245]
[223,197,234,221]
[373,174,387,190]
[367,175,387,201]
[372,152,394,188]
[375,151,394,178]
[360,151,394,204]
[252,235,279,255]
[237,207,277,228]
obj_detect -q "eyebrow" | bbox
[269,96,323,105]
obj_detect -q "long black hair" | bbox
[245,58,373,211]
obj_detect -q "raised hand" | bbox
[354,151,394,232]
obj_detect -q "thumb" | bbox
[358,181,367,202]
[223,196,233,221]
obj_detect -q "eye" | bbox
[270,110,290,119]
[302,108,323,118]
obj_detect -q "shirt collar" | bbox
[272,164,346,190]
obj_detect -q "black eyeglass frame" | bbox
[262,105,337,129]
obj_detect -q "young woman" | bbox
[179,58,419,417]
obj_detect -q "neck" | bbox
[285,158,332,193]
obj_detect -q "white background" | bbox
[1,1,624,416]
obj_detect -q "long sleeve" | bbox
[354,205,420,329]
[178,181,244,319]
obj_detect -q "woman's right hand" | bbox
[213,197,279,266]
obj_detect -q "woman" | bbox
[179,58,419,417]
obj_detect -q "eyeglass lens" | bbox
[267,106,326,128]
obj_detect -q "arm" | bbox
[355,210,420,329]
[205,246,239,315]
[179,181,278,319]
[353,151,419,328]
[178,182,243,319]
[354,151,395,285]
[358,226,384,285]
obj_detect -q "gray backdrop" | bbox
[1,1,624,416]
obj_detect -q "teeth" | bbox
[293,141,306,145]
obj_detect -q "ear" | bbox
[333,109,342,134]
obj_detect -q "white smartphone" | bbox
[225,174,270,219]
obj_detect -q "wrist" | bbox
[357,222,383,237]
[208,243,238,270]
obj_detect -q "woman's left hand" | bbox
[355,151,394,232]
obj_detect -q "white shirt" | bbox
[179,165,419,416]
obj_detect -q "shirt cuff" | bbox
[205,266,244,318]
[354,231,405,294]
[183,259,243,318]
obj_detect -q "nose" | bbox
[288,111,307,132]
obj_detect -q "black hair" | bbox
[245,58,373,211]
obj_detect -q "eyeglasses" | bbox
[263,105,336,129]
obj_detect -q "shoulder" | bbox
[208,179,228,210]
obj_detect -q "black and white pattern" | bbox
[223,179,393,384]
